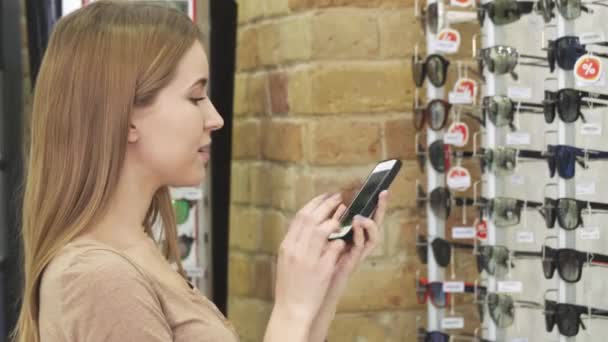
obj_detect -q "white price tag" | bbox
[447,175,471,190]
[511,338,529,342]
[506,132,531,146]
[580,227,600,240]
[580,31,607,45]
[507,86,532,100]
[449,91,473,104]
[184,266,205,278]
[443,281,465,293]
[433,40,459,54]
[444,132,465,145]
[516,231,535,244]
[581,123,602,136]
[510,174,525,185]
[452,227,476,239]
[497,281,523,293]
[441,317,465,330]
[576,181,596,196]
[451,0,473,7]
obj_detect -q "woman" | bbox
[11,1,390,341]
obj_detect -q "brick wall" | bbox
[229,1,482,341]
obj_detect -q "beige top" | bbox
[38,238,240,342]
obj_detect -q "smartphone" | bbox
[328,159,402,242]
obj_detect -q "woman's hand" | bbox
[270,193,347,331]
[309,190,390,342]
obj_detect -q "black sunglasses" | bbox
[543,144,608,179]
[547,36,608,72]
[178,234,195,260]
[416,234,477,267]
[481,95,544,130]
[417,139,475,173]
[545,300,608,337]
[417,327,492,342]
[542,245,608,283]
[478,45,547,81]
[412,54,450,88]
[415,277,481,308]
[413,99,452,131]
[478,197,543,227]
[479,147,544,176]
[417,186,476,220]
[543,89,608,124]
[541,197,608,230]
[477,0,534,26]
[535,0,608,21]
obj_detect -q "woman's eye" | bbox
[190,97,206,105]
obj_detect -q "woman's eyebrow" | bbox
[188,77,208,90]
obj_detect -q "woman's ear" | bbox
[127,123,139,143]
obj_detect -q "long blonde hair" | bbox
[11,2,205,341]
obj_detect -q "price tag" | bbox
[581,123,602,136]
[497,281,523,293]
[510,174,525,185]
[452,226,476,239]
[476,219,488,240]
[447,166,471,191]
[574,55,605,86]
[511,338,529,342]
[444,132,465,145]
[451,0,473,7]
[516,231,535,243]
[433,40,459,53]
[580,227,600,240]
[449,91,473,104]
[446,122,469,147]
[434,29,461,54]
[441,317,465,329]
[184,266,205,278]
[453,78,478,100]
[576,181,596,196]
[580,31,607,45]
[506,132,531,146]
[443,281,465,293]
[171,187,203,200]
[507,86,532,100]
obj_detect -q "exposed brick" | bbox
[233,74,248,116]
[259,209,288,254]
[251,257,274,299]
[229,206,262,251]
[237,0,265,24]
[310,62,410,114]
[227,297,273,342]
[268,71,290,114]
[230,162,251,203]
[327,313,387,341]
[265,0,290,17]
[233,120,261,159]
[385,116,417,161]
[269,164,297,211]
[257,22,281,66]
[250,163,273,206]
[311,10,379,59]
[386,162,418,209]
[279,15,312,62]
[378,10,423,59]
[228,252,253,296]
[290,0,412,10]
[309,119,382,165]
[236,26,259,71]
[262,119,304,162]
[286,66,313,114]
[247,73,269,115]
[385,209,421,257]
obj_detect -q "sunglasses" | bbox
[417,186,476,220]
[178,234,195,260]
[534,0,608,21]
[173,198,197,225]
[477,0,534,26]
[541,197,608,229]
[478,45,547,81]
[545,300,608,337]
[412,54,450,88]
[543,89,608,124]
[542,245,608,283]
[478,197,543,227]
[481,95,544,130]
[416,277,480,308]
[547,36,608,72]
[416,234,476,267]
[417,140,475,173]
[413,99,452,131]
[417,328,491,342]
[479,147,544,176]
[544,144,608,179]
[478,293,543,328]
[476,245,541,276]
[418,2,441,34]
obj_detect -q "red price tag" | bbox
[475,219,487,240]
[574,55,602,83]
[438,29,460,43]
[454,78,477,99]
[447,122,470,147]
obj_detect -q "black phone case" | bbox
[329,159,403,242]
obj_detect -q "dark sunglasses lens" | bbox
[556,37,584,70]
[488,293,514,328]
[428,331,449,342]
[431,237,451,267]
[556,304,581,337]
[414,106,425,130]
[558,0,581,19]
[555,146,576,179]
[493,147,517,175]
[487,96,513,126]
[429,101,448,130]
[412,56,425,87]
[545,301,556,332]
[557,199,580,229]
[543,92,557,124]
[489,0,522,25]
[416,279,427,303]
[543,198,557,228]
[557,90,579,123]
[491,198,520,227]
[416,235,428,263]
[429,282,446,307]
[558,249,582,282]
[492,48,516,75]
[429,140,446,173]
[428,3,439,33]
[427,56,447,87]
[542,246,556,279]
[430,187,451,219]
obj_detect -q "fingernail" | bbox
[333,193,342,200]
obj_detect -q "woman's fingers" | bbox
[312,193,343,224]
[355,215,379,260]
[372,190,389,227]
[332,203,348,221]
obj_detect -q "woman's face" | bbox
[129,41,223,188]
